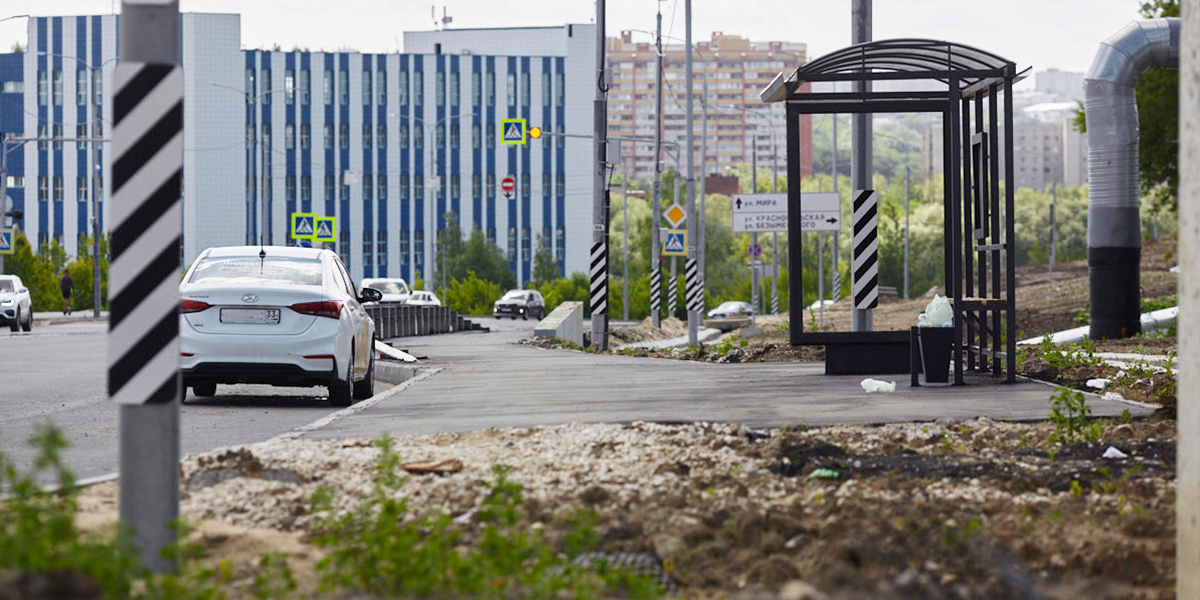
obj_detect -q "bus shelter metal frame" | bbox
[763,39,1026,384]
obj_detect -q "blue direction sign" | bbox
[291,213,316,239]
[0,228,12,255]
[500,118,527,145]
[748,242,763,258]
[662,229,687,257]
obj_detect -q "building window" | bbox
[435,124,444,149]
[339,124,349,148]
[53,124,62,150]
[556,124,564,149]
[377,71,386,105]
[93,70,102,107]
[38,176,48,200]
[450,72,459,106]
[521,227,531,256]
[555,72,564,106]
[262,69,271,102]
[377,231,387,267]
[415,126,424,149]
[53,70,63,105]
[399,71,408,104]
[486,227,496,245]
[38,124,47,149]
[436,72,445,106]
[555,227,565,258]
[472,72,481,106]
[362,124,372,148]
[486,126,495,149]
[246,176,253,203]
[542,72,550,106]
[245,68,256,99]
[506,72,515,106]
[556,172,565,195]
[472,174,481,197]
[414,230,424,265]
[340,172,350,200]
[285,124,295,149]
[37,70,47,105]
[450,124,459,149]
[415,174,424,199]
[77,124,86,139]
[300,124,310,149]
[377,174,386,200]
[400,175,409,200]
[362,71,372,105]
[77,176,88,201]
[487,173,495,196]
[339,230,350,267]
[450,174,460,197]
[339,70,348,105]
[414,71,423,104]
[323,69,332,104]
[542,173,551,196]
[53,176,64,202]
[301,175,311,201]
[377,123,386,148]
[77,70,87,105]
[400,124,409,149]
[286,176,295,201]
[521,173,530,196]
[486,72,495,106]
[325,175,335,200]
[521,72,530,106]
[400,230,410,265]
[363,174,372,201]
[472,124,480,148]
[324,124,333,149]
[285,69,295,104]
[299,69,310,104]
[507,227,517,258]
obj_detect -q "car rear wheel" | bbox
[21,309,32,332]
[329,354,354,407]
[353,350,375,400]
[191,382,216,397]
[9,309,19,332]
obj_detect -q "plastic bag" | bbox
[924,294,953,327]
[860,378,896,393]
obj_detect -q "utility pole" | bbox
[751,151,759,326]
[850,0,873,331]
[904,165,910,299]
[650,9,664,329]
[684,0,699,345]
[1049,182,1057,283]
[831,114,840,304]
[699,67,708,312]
[590,0,610,349]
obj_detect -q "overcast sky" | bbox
[1,0,1150,76]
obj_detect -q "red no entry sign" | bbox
[501,176,515,193]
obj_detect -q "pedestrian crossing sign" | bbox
[0,228,12,255]
[500,118,527,145]
[662,229,686,257]
[291,213,316,240]
[314,216,336,243]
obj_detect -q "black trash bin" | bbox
[914,326,953,384]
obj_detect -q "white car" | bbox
[178,246,382,406]
[406,290,441,306]
[360,277,411,304]
[0,274,33,332]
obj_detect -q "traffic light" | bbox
[529,126,542,139]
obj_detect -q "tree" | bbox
[532,234,558,286]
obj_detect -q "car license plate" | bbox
[220,308,281,324]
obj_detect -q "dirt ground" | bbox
[59,236,1179,600]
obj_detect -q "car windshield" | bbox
[187,256,323,286]
[718,301,742,309]
[0,280,12,293]
[368,281,407,294]
[502,291,527,301]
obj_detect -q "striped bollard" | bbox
[685,258,703,313]
[851,189,879,310]
[589,241,607,334]
[668,269,678,318]
[772,280,779,314]
[111,58,184,572]
[650,265,662,326]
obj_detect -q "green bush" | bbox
[445,271,505,316]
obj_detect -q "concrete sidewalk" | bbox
[34,311,109,325]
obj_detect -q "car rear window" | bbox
[0,280,12,292]
[368,281,407,294]
[187,256,323,286]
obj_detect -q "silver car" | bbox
[0,274,33,332]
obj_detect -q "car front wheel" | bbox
[329,355,354,407]
[9,309,19,332]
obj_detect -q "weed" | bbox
[1119,409,1134,425]
[707,336,748,359]
[557,338,584,351]
[1092,465,1142,495]
[942,517,983,549]
[1141,295,1177,312]
[1069,480,1084,498]
[1047,386,1102,445]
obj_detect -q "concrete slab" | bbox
[303,328,1155,441]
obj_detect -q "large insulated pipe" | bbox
[1086,18,1179,339]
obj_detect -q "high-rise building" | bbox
[605,31,812,186]
[1,15,595,284]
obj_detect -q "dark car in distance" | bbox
[493,289,546,320]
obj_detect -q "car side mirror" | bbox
[360,287,383,303]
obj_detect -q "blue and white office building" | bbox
[1,14,595,284]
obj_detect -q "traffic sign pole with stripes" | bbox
[851,189,879,329]
[650,265,661,322]
[113,0,183,574]
[668,258,678,317]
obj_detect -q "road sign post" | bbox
[112,0,182,574]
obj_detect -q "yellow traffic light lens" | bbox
[529,127,542,139]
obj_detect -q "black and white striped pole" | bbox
[650,265,662,322]
[590,0,610,350]
[111,0,182,574]
[668,258,678,318]
[851,189,879,322]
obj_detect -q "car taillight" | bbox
[180,299,210,313]
[290,300,343,319]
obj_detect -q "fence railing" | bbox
[364,304,488,339]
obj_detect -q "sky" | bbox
[0,0,1153,77]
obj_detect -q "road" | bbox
[0,316,1153,484]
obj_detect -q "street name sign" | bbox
[732,192,841,233]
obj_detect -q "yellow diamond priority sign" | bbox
[664,204,686,227]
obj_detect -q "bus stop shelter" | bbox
[761,39,1027,384]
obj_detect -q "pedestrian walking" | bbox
[60,271,74,315]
